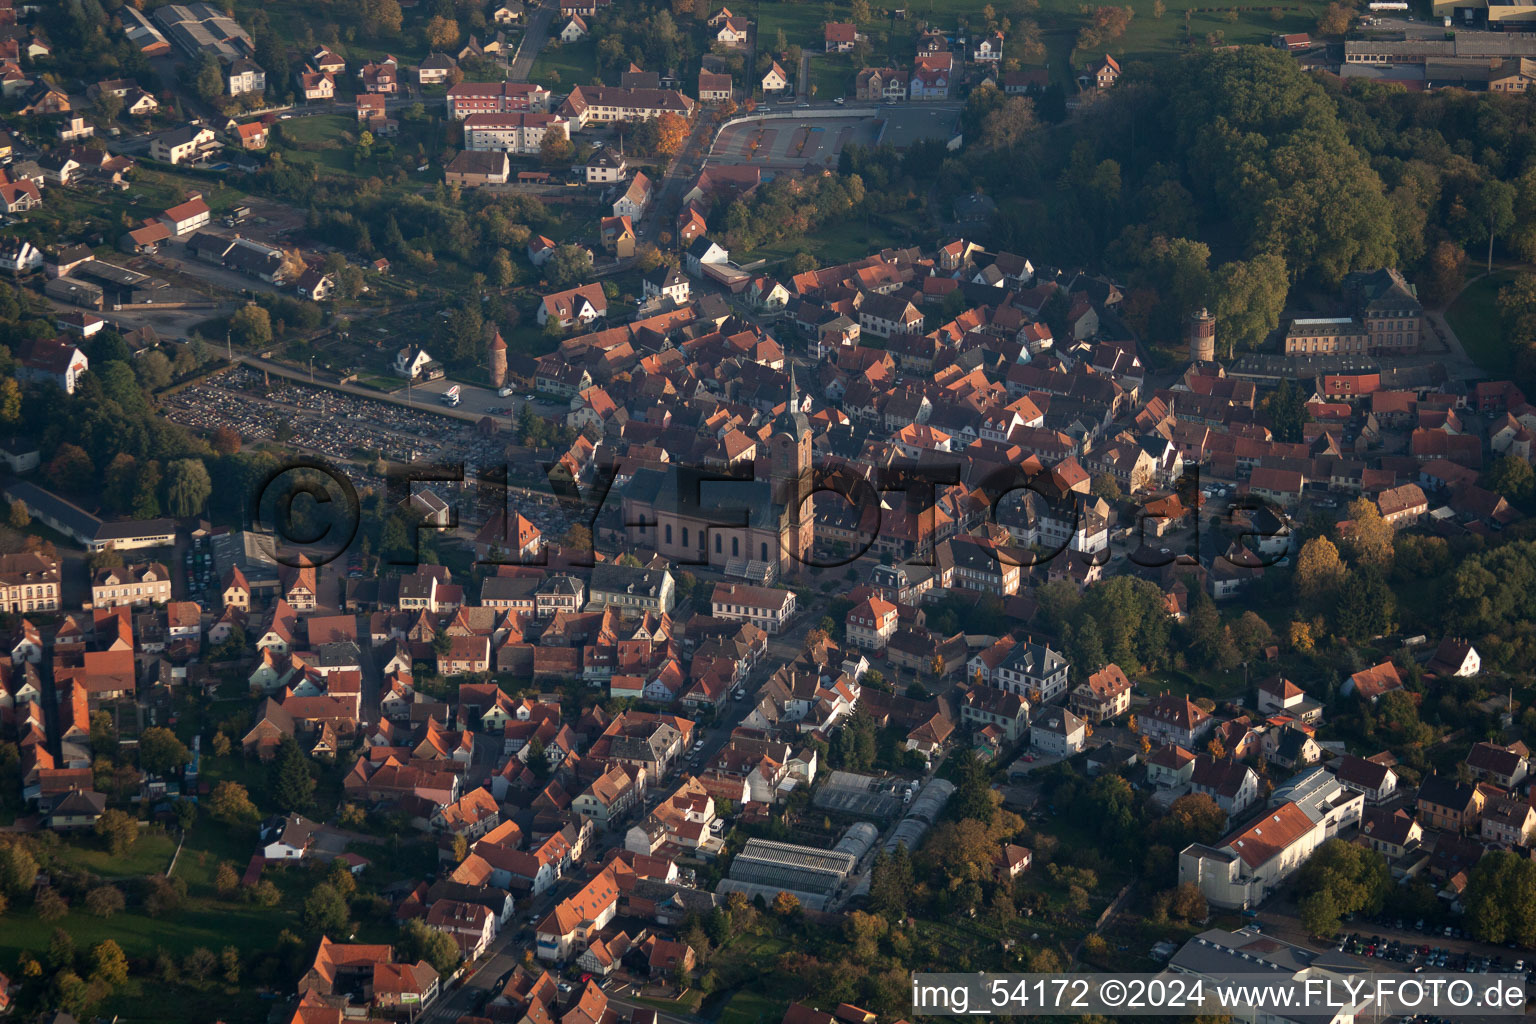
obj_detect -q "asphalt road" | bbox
[508,0,558,84]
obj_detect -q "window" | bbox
[761,542,769,561]
[732,537,739,557]
[715,534,722,554]
[664,524,672,545]
[682,527,689,547]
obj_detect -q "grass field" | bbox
[718,989,789,1024]
[1447,271,1516,376]
[51,830,178,879]
[531,37,599,90]
[746,217,910,266]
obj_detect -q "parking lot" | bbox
[711,114,882,169]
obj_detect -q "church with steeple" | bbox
[620,367,814,580]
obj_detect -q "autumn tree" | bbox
[91,939,129,987]
[86,886,124,918]
[426,15,460,48]
[989,97,1041,152]
[1315,2,1352,34]
[1338,497,1393,571]
[1422,241,1468,305]
[1295,536,1345,602]
[211,425,242,455]
[209,781,259,824]
[1169,882,1207,921]
[656,111,691,157]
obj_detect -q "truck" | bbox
[442,384,461,407]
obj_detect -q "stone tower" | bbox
[770,363,812,486]
[487,326,507,388]
[1189,307,1216,363]
[769,363,814,572]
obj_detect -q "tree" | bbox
[36,887,68,922]
[1170,882,1207,921]
[166,458,213,517]
[1295,536,1345,602]
[1267,378,1308,444]
[91,939,129,987]
[51,971,91,1018]
[190,51,225,103]
[426,15,460,48]
[94,809,139,856]
[656,111,690,156]
[1423,241,1469,305]
[145,876,185,918]
[980,96,1037,151]
[1090,474,1121,502]
[86,885,124,918]
[1315,1,1352,34]
[0,842,38,896]
[215,863,240,897]
[273,736,316,812]
[48,926,76,969]
[1296,839,1390,936]
[183,946,218,983]
[1158,793,1226,849]
[139,726,190,776]
[1487,454,1535,505]
[47,444,95,493]
[209,780,259,824]
[400,918,461,974]
[0,376,20,425]
[1463,851,1536,946]
[545,244,593,289]
[7,500,29,529]
[95,89,125,122]
[1213,253,1288,356]
[771,891,800,916]
[137,350,173,390]
[1473,178,1518,273]
[229,303,273,348]
[1338,497,1393,570]
[211,425,242,455]
[302,881,350,934]
[540,129,573,165]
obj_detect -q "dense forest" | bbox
[927,48,1536,365]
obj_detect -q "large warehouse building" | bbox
[716,837,859,910]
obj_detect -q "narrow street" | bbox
[507,0,558,83]
[641,116,714,247]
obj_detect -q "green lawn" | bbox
[808,54,854,100]
[746,217,910,266]
[531,37,599,90]
[1447,271,1517,377]
[717,989,789,1024]
[277,113,354,146]
[50,830,177,879]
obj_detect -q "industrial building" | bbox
[883,777,954,854]
[153,4,256,62]
[716,837,859,910]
